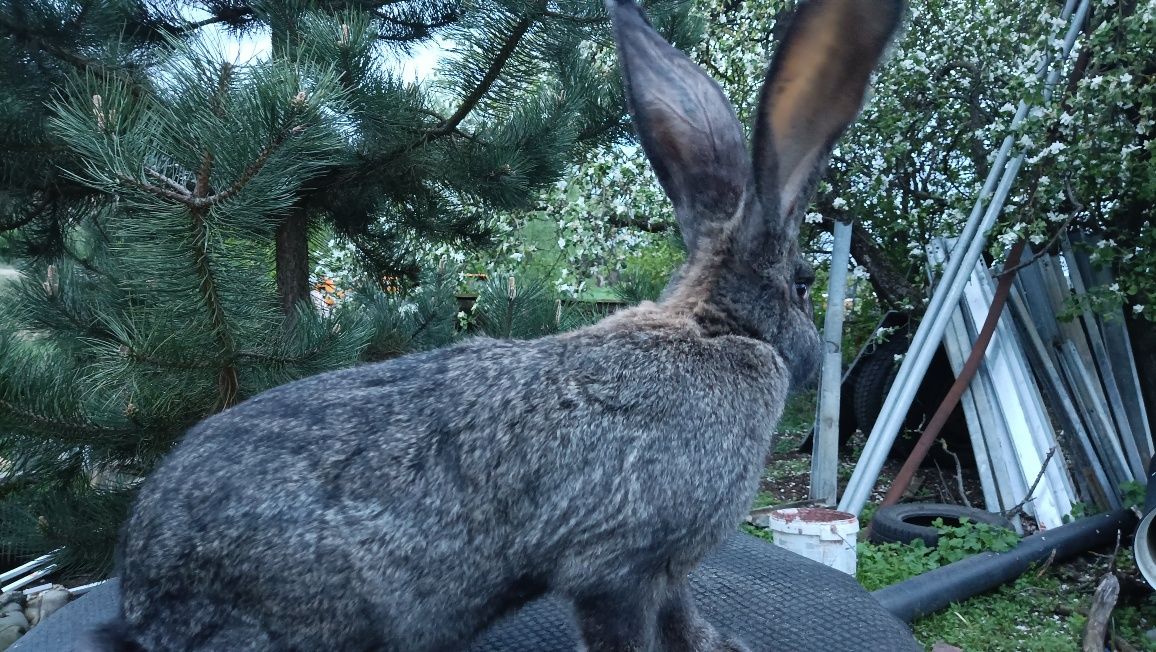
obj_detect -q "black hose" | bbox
[872,509,1138,623]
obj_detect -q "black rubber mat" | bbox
[13,533,919,651]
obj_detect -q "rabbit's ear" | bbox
[608,0,749,253]
[753,0,902,238]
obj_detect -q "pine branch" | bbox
[542,11,607,24]
[194,151,213,199]
[185,138,243,408]
[420,11,540,142]
[0,196,52,232]
[0,398,135,438]
[119,345,222,370]
[373,10,458,40]
[187,207,240,409]
[125,129,294,209]
[577,116,627,142]
[115,174,193,205]
[0,14,142,96]
[144,167,190,196]
[177,8,256,33]
[201,133,287,207]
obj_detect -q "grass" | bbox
[909,561,1156,651]
[741,515,1156,650]
[855,523,1156,650]
[747,404,1156,652]
[776,390,816,442]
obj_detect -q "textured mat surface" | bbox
[13,533,919,651]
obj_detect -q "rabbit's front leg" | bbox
[573,584,661,652]
[657,583,752,652]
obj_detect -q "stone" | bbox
[24,588,71,628]
[0,609,29,651]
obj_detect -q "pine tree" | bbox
[0,0,699,575]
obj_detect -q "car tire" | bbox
[869,503,1016,547]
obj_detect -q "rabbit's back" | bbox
[117,309,790,650]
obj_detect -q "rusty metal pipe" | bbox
[879,240,1027,508]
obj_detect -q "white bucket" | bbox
[766,507,859,575]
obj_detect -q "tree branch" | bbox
[116,174,196,206]
[1003,447,1057,520]
[0,398,135,437]
[0,196,52,232]
[542,10,606,24]
[144,167,191,196]
[419,14,538,142]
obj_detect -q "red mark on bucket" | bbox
[773,508,856,524]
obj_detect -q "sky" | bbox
[182,6,445,83]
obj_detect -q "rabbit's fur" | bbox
[99,0,901,649]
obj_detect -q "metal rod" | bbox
[0,549,61,584]
[1008,288,1119,510]
[810,219,853,505]
[1,563,58,593]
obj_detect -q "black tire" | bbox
[869,503,1016,548]
[852,336,908,434]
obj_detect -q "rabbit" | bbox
[93,0,901,649]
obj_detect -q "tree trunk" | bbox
[847,225,924,310]
[813,201,924,312]
[276,207,310,316]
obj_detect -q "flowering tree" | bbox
[443,0,1154,402]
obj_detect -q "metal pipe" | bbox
[811,219,853,504]
[0,549,61,584]
[873,509,1138,623]
[838,0,1092,515]
[878,242,1025,507]
[1,563,59,593]
[840,149,1024,513]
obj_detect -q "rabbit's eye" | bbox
[794,282,810,301]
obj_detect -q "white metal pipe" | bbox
[0,549,61,584]
[810,219,853,505]
[1,563,58,593]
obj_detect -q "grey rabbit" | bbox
[95,0,901,649]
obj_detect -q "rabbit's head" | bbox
[609,0,902,388]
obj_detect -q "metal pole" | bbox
[810,219,853,505]
[837,0,1091,514]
